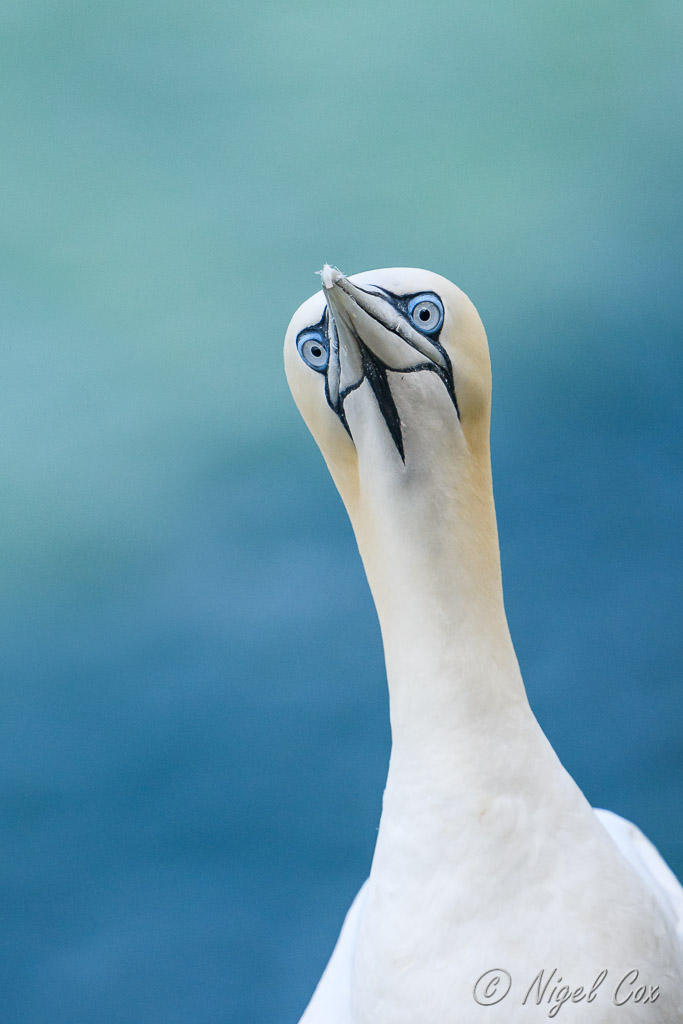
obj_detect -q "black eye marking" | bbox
[296,313,329,373]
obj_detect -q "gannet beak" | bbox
[319,264,451,459]
[320,265,448,375]
[320,266,364,414]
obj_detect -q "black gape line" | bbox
[296,284,460,461]
[360,343,405,462]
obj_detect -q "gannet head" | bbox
[284,266,492,512]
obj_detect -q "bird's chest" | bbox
[348,829,679,1024]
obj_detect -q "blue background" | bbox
[1,2,681,1021]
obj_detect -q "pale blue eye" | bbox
[407,294,444,333]
[297,331,329,371]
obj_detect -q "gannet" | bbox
[283,266,683,1023]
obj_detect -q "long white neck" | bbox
[352,435,529,760]
[332,376,578,873]
[336,380,576,878]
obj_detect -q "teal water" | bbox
[1,2,682,1020]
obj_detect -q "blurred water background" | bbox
[1,2,682,1021]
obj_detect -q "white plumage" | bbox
[283,266,683,1022]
